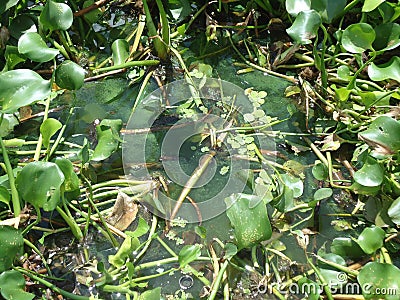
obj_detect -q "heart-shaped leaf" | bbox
[330,237,364,259]
[314,188,333,200]
[0,0,19,14]
[109,236,139,268]
[91,119,123,161]
[225,193,272,250]
[9,14,37,40]
[0,226,24,272]
[111,39,129,66]
[285,0,311,17]
[342,23,375,53]
[353,156,384,187]
[0,270,34,300]
[356,226,385,254]
[178,244,201,268]
[311,0,347,23]
[40,118,62,149]
[368,56,400,82]
[359,116,400,155]
[281,174,303,198]
[16,161,64,211]
[55,60,85,90]
[18,32,59,62]
[388,196,400,225]
[54,157,80,193]
[312,162,328,180]
[40,0,73,31]
[286,10,322,44]
[373,23,400,52]
[0,69,51,113]
[358,262,400,300]
[362,0,385,12]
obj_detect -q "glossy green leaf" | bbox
[54,158,80,193]
[285,0,311,17]
[286,10,321,44]
[311,0,347,23]
[0,226,24,272]
[0,70,51,113]
[356,226,385,254]
[0,114,18,137]
[359,91,391,109]
[362,0,385,12]
[223,243,238,260]
[313,188,333,200]
[0,186,10,206]
[40,0,73,31]
[388,196,400,225]
[358,262,400,300]
[3,46,26,71]
[342,23,375,53]
[359,116,400,155]
[368,56,400,82]
[0,0,19,14]
[109,236,139,268]
[298,277,320,300]
[16,161,64,211]
[225,193,272,250]
[91,119,123,161]
[378,2,400,23]
[349,182,380,195]
[281,174,303,198]
[9,14,36,40]
[111,39,129,66]
[0,270,34,300]
[318,253,346,270]
[337,65,352,81]
[139,288,161,300]
[18,32,59,62]
[353,157,384,187]
[55,60,85,90]
[178,244,201,268]
[330,237,364,259]
[373,23,400,52]
[40,118,62,149]
[312,162,328,180]
[126,217,150,238]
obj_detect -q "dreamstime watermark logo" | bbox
[250,272,399,297]
[122,78,276,223]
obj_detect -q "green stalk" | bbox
[155,0,170,48]
[347,51,377,89]
[307,258,334,300]
[24,238,52,275]
[93,59,159,73]
[56,205,83,241]
[0,134,20,216]
[209,260,229,300]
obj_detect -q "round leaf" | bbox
[18,32,59,62]
[362,0,385,12]
[313,188,333,201]
[54,157,80,193]
[16,161,64,211]
[40,0,73,31]
[330,237,364,259]
[342,23,376,53]
[358,262,400,300]
[9,14,37,39]
[311,0,347,23]
[55,60,85,90]
[91,119,123,161]
[111,39,129,66]
[178,244,201,268]
[353,157,384,187]
[388,196,400,225]
[312,162,328,180]
[368,56,400,82]
[0,226,24,272]
[40,118,62,149]
[285,0,311,17]
[286,10,322,44]
[373,23,400,52]
[356,226,385,254]
[0,270,34,300]
[0,0,19,14]
[0,69,51,113]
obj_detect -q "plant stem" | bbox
[93,59,159,73]
[0,135,20,217]
[209,260,229,300]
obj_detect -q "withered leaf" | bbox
[107,191,138,231]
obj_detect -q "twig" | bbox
[74,0,110,17]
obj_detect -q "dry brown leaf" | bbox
[107,191,138,231]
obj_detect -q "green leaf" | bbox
[358,262,400,300]
[342,23,375,53]
[298,277,320,300]
[17,32,59,62]
[167,0,192,22]
[139,287,161,300]
[223,243,238,260]
[9,14,36,40]
[0,114,18,137]
[373,23,400,52]
[285,0,311,17]
[16,161,64,211]
[178,244,201,268]
[126,217,150,238]
[353,157,384,187]
[111,39,129,66]
[0,70,51,113]
[54,158,80,192]
[40,118,62,149]
[313,188,333,200]
[330,237,364,259]
[311,0,347,23]
[55,60,85,90]
[286,10,322,44]
[356,226,385,254]
[40,0,73,31]
[0,270,34,300]
[388,197,400,225]
[0,0,19,14]
[0,226,24,272]
[359,116,400,155]
[225,193,272,250]
[362,0,386,12]
[368,56,400,82]
[91,119,123,161]
[358,91,391,109]
[0,186,10,206]
[312,162,328,180]
[3,46,26,71]
[281,174,303,198]
[109,236,139,268]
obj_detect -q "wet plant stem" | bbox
[307,258,334,300]
[0,135,20,216]
[209,260,229,300]
[134,215,158,263]
[56,204,83,241]
[93,59,159,73]
[24,238,52,275]
[314,254,359,277]
[34,91,53,161]
[16,267,90,300]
